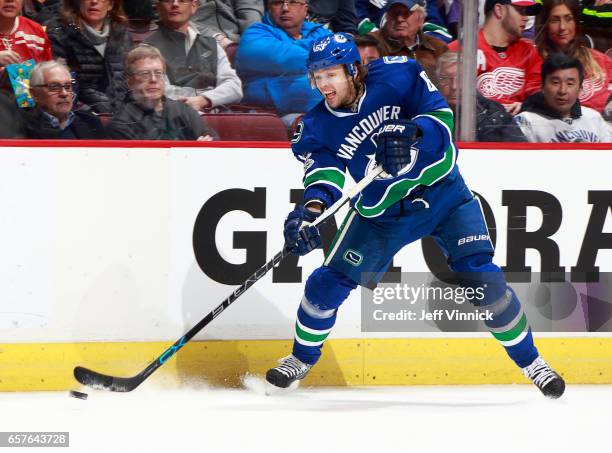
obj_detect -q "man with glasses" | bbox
[449,0,542,116]
[436,51,527,142]
[23,60,104,139]
[355,0,451,42]
[234,0,331,124]
[369,0,448,84]
[108,44,217,140]
[144,0,243,112]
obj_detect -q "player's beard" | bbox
[339,78,361,111]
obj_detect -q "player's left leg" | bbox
[433,192,565,398]
[265,265,357,389]
[266,206,432,389]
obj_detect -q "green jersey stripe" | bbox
[491,313,528,342]
[354,109,456,218]
[355,143,456,217]
[423,109,454,132]
[295,322,331,343]
[497,330,529,348]
[304,168,346,190]
[296,317,333,336]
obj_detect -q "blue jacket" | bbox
[234,13,331,115]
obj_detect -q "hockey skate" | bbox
[265,354,312,390]
[522,356,565,399]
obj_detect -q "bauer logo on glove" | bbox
[380,124,406,134]
[373,119,422,178]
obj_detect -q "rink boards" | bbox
[0,141,611,390]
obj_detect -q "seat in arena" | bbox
[202,113,288,141]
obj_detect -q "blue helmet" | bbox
[307,33,361,77]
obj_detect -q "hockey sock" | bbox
[486,287,539,368]
[293,298,337,365]
[292,266,357,365]
[452,254,539,368]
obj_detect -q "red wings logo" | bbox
[579,75,605,103]
[477,67,525,98]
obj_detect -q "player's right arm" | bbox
[291,117,348,211]
[284,116,347,255]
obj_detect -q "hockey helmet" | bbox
[307,33,361,79]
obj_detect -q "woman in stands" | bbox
[536,0,611,113]
[46,0,132,114]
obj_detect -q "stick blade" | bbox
[74,366,140,393]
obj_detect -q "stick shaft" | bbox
[74,166,384,392]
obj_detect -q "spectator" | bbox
[0,0,53,70]
[370,0,448,82]
[437,51,527,141]
[515,53,612,142]
[580,0,612,54]
[124,0,158,45]
[0,91,25,137]
[46,0,132,114]
[108,44,218,140]
[234,0,331,123]
[307,0,358,34]
[22,0,62,25]
[442,0,462,38]
[355,34,382,64]
[192,0,263,50]
[23,60,105,138]
[536,0,611,114]
[145,0,243,112]
[443,1,536,40]
[356,0,452,43]
[449,0,542,116]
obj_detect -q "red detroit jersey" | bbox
[0,16,53,63]
[578,49,612,113]
[449,30,542,105]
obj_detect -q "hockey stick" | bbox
[74,165,385,392]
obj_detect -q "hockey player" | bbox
[265,32,566,399]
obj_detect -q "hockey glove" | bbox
[374,119,421,177]
[283,205,322,256]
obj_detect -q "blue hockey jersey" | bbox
[291,56,457,218]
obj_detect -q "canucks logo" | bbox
[312,37,331,52]
[343,249,363,267]
[291,121,304,143]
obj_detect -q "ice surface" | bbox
[0,383,608,453]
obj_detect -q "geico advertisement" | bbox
[0,146,610,342]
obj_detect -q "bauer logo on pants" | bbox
[344,249,363,267]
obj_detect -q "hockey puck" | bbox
[69,390,88,400]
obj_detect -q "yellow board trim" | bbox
[1,338,611,391]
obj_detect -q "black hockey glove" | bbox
[374,119,421,177]
[284,205,322,256]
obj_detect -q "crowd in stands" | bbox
[0,0,609,143]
